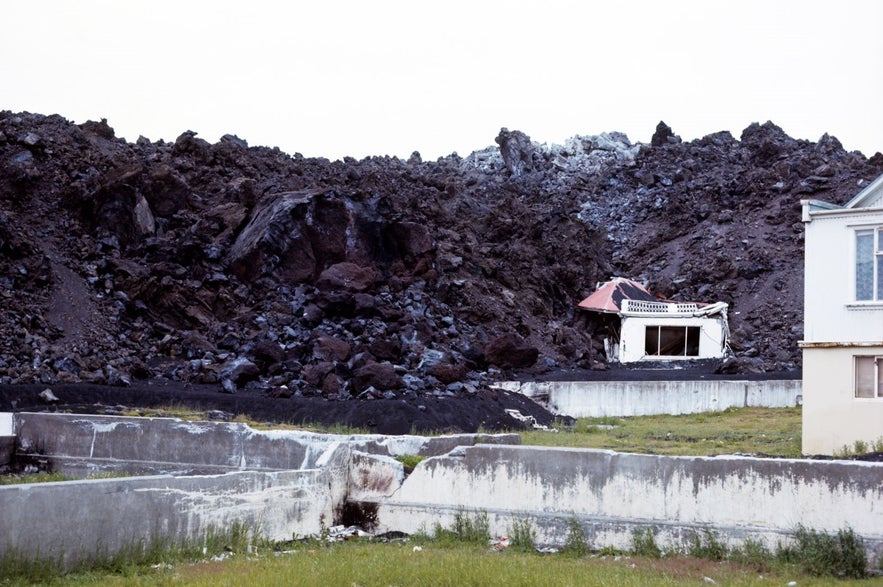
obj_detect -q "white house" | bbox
[578,277,729,364]
[801,174,883,455]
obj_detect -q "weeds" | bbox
[835,436,883,458]
[394,454,425,472]
[561,517,590,557]
[507,519,536,553]
[432,510,490,545]
[686,528,728,561]
[0,520,265,584]
[729,537,772,571]
[785,525,867,578]
[631,527,662,558]
[0,471,68,485]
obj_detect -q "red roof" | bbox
[578,277,664,313]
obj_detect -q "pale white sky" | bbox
[2,1,881,160]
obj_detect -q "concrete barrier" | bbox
[364,445,883,564]
[11,412,519,478]
[5,412,881,569]
[0,458,346,567]
[498,379,802,417]
[0,412,518,567]
[0,412,13,466]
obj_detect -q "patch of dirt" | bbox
[0,382,557,435]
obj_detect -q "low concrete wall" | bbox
[1,412,517,567]
[0,453,347,567]
[13,413,519,477]
[498,379,802,417]
[365,445,883,564]
[0,412,12,466]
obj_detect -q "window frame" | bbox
[854,355,883,399]
[855,227,883,301]
[644,325,701,358]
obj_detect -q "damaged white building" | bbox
[578,277,730,364]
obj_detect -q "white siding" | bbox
[619,315,727,363]
[802,346,883,454]
[802,192,883,455]
[802,211,883,344]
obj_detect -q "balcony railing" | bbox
[621,299,700,314]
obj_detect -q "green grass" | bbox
[36,539,877,587]
[0,471,69,485]
[519,407,803,457]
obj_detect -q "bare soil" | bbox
[0,381,557,435]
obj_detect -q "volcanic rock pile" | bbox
[1,112,881,399]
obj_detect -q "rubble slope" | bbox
[1,112,881,403]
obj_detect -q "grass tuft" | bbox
[631,527,662,559]
[561,517,590,557]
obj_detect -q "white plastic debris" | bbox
[504,409,548,430]
[325,525,372,542]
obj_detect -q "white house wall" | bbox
[802,346,883,455]
[803,210,883,343]
[619,315,726,363]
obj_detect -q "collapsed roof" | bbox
[577,277,663,314]
[578,277,728,317]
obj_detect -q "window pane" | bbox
[856,232,874,300]
[659,326,686,356]
[855,356,875,398]
[878,358,883,399]
[645,326,659,355]
[686,327,700,356]
[878,255,883,301]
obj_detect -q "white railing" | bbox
[621,299,699,314]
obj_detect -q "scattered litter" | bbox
[786,582,797,586]
[703,577,717,584]
[273,550,299,557]
[489,535,510,551]
[326,525,372,542]
[535,546,559,554]
[39,388,59,403]
[504,409,548,430]
[412,545,423,552]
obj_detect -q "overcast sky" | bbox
[2,1,881,161]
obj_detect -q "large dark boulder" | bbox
[484,334,538,369]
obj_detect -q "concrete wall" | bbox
[0,411,12,466]
[1,412,517,567]
[364,444,883,564]
[498,379,801,417]
[802,346,883,455]
[6,411,881,569]
[0,457,346,567]
[12,412,519,477]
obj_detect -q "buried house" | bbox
[578,277,730,364]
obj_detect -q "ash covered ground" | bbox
[0,112,880,431]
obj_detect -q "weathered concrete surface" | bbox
[0,412,12,466]
[0,461,344,567]
[13,413,519,477]
[14,412,342,476]
[1,413,517,566]
[499,379,802,417]
[368,445,883,563]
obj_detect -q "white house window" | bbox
[855,228,883,301]
[645,326,700,357]
[855,356,883,398]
